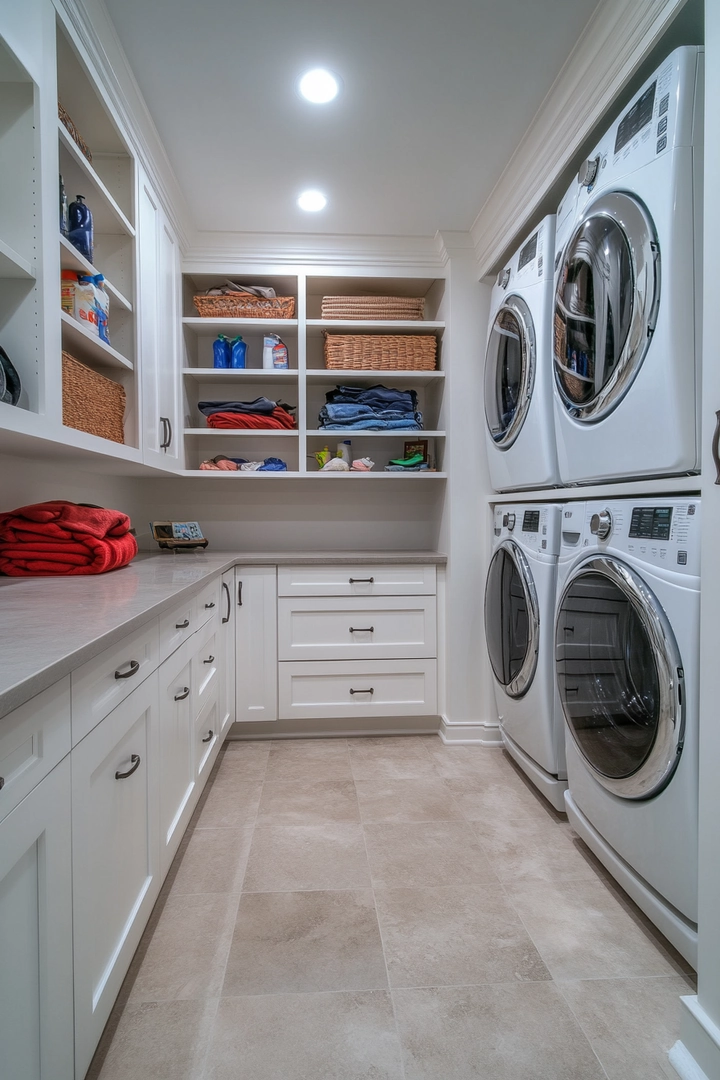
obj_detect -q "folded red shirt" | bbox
[0,500,137,576]
[206,407,296,431]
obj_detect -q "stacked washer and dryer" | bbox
[483,47,704,966]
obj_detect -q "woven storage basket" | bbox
[62,352,126,444]
[321,295,425,320]
[58,102,93,163]
[193,294,295,318]
[323,332,437,371]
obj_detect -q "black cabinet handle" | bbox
[175,619,190,629]
[238,580,243,606]
[349,577,374,584]
[203,655,215,664]
[174,686,190,701]
[205,602,215,609]
[349,687,374,695]
[349,626,374,634]
[713,410,720,484]
[114,659,140,680]
[222,581,231,623]
[0,776,5,790]
[160,416,172,450]
[115,754,141,780]
[202,730,214,743]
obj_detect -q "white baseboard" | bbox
[439,717,503,745]
[668,996,720,1080]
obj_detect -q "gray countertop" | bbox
[0,550,446,720]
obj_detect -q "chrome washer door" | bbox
[484,539,539,698]
[553,192,659,422]
[555,556,683,799]
[485,295,536,448]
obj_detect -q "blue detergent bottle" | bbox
[68,195,94,263]
[213,335,231,368]
[230,336,247,369]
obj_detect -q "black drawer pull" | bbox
[115,754,141,780]
[174,686,190,701]
[349,627,374,633]
[114,659,140,680]
[202,730,214,743]
[205,602,215,609]
[0,776,4,790]
[349,687,374,695]
[203,655,215,664]
[349,577,374,584]
[175,619,190,629]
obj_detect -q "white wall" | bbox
[0,453,147,526]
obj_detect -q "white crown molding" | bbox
[56,0,192,248]
[470,0,687,276]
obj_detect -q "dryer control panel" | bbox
[582,498,701,576]
[493,503,561,557]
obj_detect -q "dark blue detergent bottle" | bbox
[68,195,94,263]
[230,336,247,368]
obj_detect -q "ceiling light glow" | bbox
[298,190,327,212]
[298,68,339,103]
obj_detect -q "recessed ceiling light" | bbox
[298,68,340,104]
[298,190,327,212]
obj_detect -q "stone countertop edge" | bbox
[0,550,447,721]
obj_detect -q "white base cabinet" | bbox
[157,639,195,877]
[0,757,74,1080]
[219,569,236,736]
[278,658,438,719]
[235,566,278,723]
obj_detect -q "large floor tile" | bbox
[424,744,507,780]
[506,877,685,980]
[558,974,695,1080]
[375,883,551,988]
[468,811,596,883]
[222,889,387,995]
[205,991,404,1080]
[243,824,371,891]
[128,893,238,1003]
[355,777,465,823]
[89,999,217,1080]
[216,741,270,780]
[256,778,360,824]
[171,826,253,895]
[349,742,440,780]
[265,738,353,781]
[393,982,606,1080]
[364,820,497,888]
[195,779,262,829]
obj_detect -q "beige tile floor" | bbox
[86,736,695,1080]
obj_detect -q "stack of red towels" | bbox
[206,407,296,430]
[0,501,138,576]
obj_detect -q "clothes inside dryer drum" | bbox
[555,570,660,779]
[484,545,537,697]
[484,295,534,448]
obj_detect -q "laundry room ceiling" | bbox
[103,0,601,237]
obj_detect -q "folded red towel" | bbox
[0,500,137,576]
[0,500,132,541]
[205,408,296,431]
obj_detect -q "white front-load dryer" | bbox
[484,217,559,491]
[484,503,567,810]
[553,46,703,484]
[555,497,701,965]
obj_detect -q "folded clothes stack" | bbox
[0,500,137,576]
[199,455,287,472]
[198,398,297,431]
[318,385,422,432]
[384,452,429,472]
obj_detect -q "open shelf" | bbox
[180,469,447,479]
[184,428,298,437]
[60,311,133,371]
[0,237,34,280]
[59,124,134,237]
[306,429,446,438]
[307,320,444,336]
[183,368,298,383]
[307,369,444,387]
[60,235,132,311]
[182,317,298,333]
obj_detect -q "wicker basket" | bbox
[193,294,295,319]
[58,103,93,163]
[62,352,126,444]
[323,332,437,371]
[321,296,425,320]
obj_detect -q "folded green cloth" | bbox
[389,452,425,467]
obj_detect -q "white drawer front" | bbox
[277,597,436,661]
[0,679,71,824]
[71,622,159,744]
[195,578,222,629]
[192,623,219,719]
[278,660,437,719]
[277,564,436,597]
[195,697,220,781]
[158,597,197,661]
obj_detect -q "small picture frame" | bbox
[403,439,429,463]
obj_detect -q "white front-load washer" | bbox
[484,502,567,810]
[555,497,701,965]
[483,216,559,491]
[552,46,704,484]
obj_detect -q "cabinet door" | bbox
[220,569,236,735]
[236,566,277,723]
[138,170,181,470]
[0,758,73,1080]
[158,639,195,877]
[72,672,160,1079]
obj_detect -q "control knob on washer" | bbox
[590,509,612,540]
[578,155,600,188]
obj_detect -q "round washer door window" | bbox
[553,192,659,422]
[555,556,683,799]
[484,539,539,698]
[484,294,535,448]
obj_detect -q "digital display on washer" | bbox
[522,510,540,533]
[614,82,656,154]
[518,232,538,272]
[629,506,672,540]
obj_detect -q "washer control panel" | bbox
[583,499,700,576]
